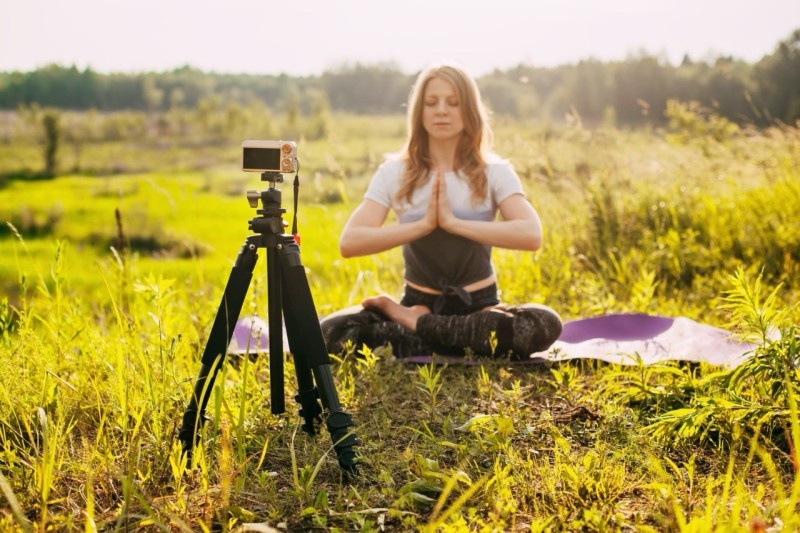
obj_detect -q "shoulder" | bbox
[365,155,406,206]
[368,156,406,187]
[483,153,518,180]
[483,153,524,200]
[375,155,406,178]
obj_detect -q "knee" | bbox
[539,307,563,345]
[320,316,353,354]
[319,313,350,342]
[510,304,563,354]
[319,308,371,353]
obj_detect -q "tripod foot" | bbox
[295,387,324,435]
[327,410,359,475]
[178,409,210,462]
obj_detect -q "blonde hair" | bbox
[396,63,493,204]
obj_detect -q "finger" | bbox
[425,173,438,225]
[438,173,448,204]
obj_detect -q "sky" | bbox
[1,0,799,77]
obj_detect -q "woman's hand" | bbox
[422,170,440,232]
[434,168,457,232]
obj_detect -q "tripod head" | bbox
[246,172,289,237]
[259,170,284,185]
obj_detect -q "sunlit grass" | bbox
[1,111,799,530]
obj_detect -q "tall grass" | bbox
[1,111,799,530]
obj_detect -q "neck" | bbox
[428,138,459,171]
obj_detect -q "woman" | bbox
[321,63,562,359]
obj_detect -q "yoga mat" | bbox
[229,315,287,354]
[542,313,757,368]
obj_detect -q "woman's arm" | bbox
[339,199,438,258]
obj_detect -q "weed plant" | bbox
[0,110,799,530]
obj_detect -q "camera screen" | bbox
[243,147,281,171]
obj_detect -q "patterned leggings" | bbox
[320,285,563,360]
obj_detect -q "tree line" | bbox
[1,29,798,127]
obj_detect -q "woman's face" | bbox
[421,77,464,143]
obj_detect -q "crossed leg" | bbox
[322,295,562,360]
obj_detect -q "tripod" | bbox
[178,171,358,474]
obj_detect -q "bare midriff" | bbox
[405,274,497,295]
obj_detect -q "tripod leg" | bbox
[278,240,358,473]
[280,258,323,437]
[267,247,285,415]
[178,241,257,458]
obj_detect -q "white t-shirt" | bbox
[364,155,524,223]
[363,155,526,291]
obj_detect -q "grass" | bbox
[0,110,799,530]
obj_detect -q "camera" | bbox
[242,140,297,173]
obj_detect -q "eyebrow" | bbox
[424,95,459,101]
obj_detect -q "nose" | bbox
[435,100,448,114]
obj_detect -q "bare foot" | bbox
[486,305,513,317]
[362,295,431,331]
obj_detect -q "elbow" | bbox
[340,229,377,258]
[339,236,358,258]
[339,242,354,258]
[529,233,543,252]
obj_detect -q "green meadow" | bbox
[1,108,799,531]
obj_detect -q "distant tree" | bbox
[613,55,669,125]
[242,100,277,140]
[479,76,523,116]
[169,87,186,109]
[307,89,332,140]
[703,58,753,122]
[478,67,545,120]
[753,29,800,124]
[142,76,165,113]
[284,89,300,138]
[102,73,146,110]
[42,109,61,176]
[222,101,248,140]
[195,95,223,137]
[568,59,613,124]
[321,63,411,114]
[509,64,572,121]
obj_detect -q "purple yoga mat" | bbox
[228,313,758,368]
[229,316,287,354]
[544,313,757,367]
